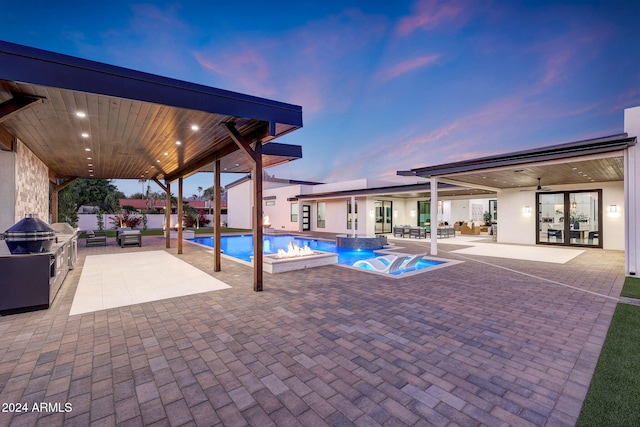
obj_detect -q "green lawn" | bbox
[577,293,640,426]
[79,227,250,238]
[620,276,640,299]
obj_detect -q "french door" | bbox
[537,190,602,247]
[374,201,392,234]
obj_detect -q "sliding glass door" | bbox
[537,190,601,247]
[374,201,392,234]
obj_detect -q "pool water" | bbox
[190,234,443,274]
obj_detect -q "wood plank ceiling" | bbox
[0,80,300,182]
[439,156,625,190]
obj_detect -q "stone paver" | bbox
[0,233,626,426]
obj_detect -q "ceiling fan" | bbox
[520,177,552,192]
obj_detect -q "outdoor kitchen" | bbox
[0,215,78,314]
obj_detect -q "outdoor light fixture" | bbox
[524,206,531,214]
[410,209,416,217]
[609,205,617,213]
[369,209,375,217]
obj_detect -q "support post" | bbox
[253,143,263,292]
[430,177,438,256]
[165,181,171,248]
[178,177,183,254]
[213,158,221,272]
[51,186,59,223]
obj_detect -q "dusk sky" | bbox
[2,0,639,197]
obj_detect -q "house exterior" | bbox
[227,106,638,277]
[226,175,497,235]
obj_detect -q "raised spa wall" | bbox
[335,234,388,250]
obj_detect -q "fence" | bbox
[77,214,227,231]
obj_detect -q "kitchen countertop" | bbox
[0,232,79,257]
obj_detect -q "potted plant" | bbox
[483,211,492,226]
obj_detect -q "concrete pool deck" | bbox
[0,234,626,426]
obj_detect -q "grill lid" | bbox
[4,214,56,239]
[2,214,56,254]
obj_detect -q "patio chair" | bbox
[402,226,412,238]
[352,255,405,274]
[393,226,404,237]
[409,227,427,239]
[86,230,107,246]
[119,230,142,247]
[547,229,562,242]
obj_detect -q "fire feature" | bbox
[276,241,314,258]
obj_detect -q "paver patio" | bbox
[0,234,625,426]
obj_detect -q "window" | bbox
[317,202,326,228]
[537,190,601,247]
[290,203,298,222]
[347,200,358,230]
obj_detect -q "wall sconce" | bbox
[410,209,416,217]
[393,209,398,218]
[369,208,375,218]
[524,206,531,214]
[609,205,617,213]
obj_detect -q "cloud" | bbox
[375,54,440,83]
[396,0,467,37]
[192,8,388,116]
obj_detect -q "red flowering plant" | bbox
[110,210,143,229]
[183,207,211,228]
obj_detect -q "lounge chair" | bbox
[353,255,406,273]
[119,230,142,247]
[402,253,426,269]
[86,230,107,246]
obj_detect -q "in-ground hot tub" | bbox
[335,234,388,250]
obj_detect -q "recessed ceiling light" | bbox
[85,148,91,152]
[81,133,89,138]
[87,157,92,160]
[156,160,160,163]
[176,141,182,145]
[151,165,155,168]
[88,164,93,167]
[164,152,168,156]
[191,125,199,131]
[235,163,239,167]
[76,111,86,118]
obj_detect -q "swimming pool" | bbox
[191,234,445,274]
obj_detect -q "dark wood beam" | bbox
[152,178,167,193]
[0,125,14,151]
[165,181,171,249]
[213,158,221,272]
[178,177,183,254]
[55,177,78,192]
[222,122,255,159]
[0,95,44,123]
[253,141,263,292]
[163,141,239,182]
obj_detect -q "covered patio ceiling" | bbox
[0,41,303,184]
[398,134,635,191]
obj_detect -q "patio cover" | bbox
[0,40,304,292]
[397,133,637,258]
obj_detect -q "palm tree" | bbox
[197,186,203,200]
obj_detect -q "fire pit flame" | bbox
[276,241,314,258]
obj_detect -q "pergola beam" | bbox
[0,95,43,124]
[221,122,267,292]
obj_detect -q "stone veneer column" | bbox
[14,139,49,224]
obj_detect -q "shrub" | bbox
[109,211,142,229]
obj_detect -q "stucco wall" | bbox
[227,180,253,229]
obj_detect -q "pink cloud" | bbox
[193,48,275,98]
[396,0,467,37]
[375,54,440,83]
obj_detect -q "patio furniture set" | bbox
[85,229,142,247]
[392,225,455,239]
